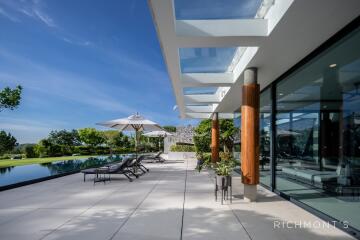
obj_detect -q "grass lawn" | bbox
[0,155,105,168]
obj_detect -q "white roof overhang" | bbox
[149,0,360,119]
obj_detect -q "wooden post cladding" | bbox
[211,113,220,163]
[241,84,260,185]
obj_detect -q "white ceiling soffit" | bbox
[185,112,234,119]
[148,0,360,119]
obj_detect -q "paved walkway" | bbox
[0,159,355,240]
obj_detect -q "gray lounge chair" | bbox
[81,157,137,182]
[133,155,150,173]
[144,152,165,163]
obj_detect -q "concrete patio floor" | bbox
[0,159,355,240]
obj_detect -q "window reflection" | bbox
[275,27,360,231]
[260,89,271,187]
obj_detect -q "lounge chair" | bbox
[81,157,137,182]
[143,152,165,163]
[135,156,150,173]
[129,155,150,174]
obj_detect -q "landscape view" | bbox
[0,1,359,240]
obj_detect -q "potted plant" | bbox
[214,158,235,188]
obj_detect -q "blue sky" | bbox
[0,0,195,143]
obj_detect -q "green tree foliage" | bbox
[193,119,236,153]
[0,130,18,155]
[24,145,37,158]
[103,130,131,148]
[163,125,176,133]
[78,128,106,147]
[48,129,81,146]
[34,139,62,157]
[219,119,236,152]
[193,119,212,153]
[0,85,22,111]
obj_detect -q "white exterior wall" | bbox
[168,152,196,160]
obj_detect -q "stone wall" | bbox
[163,125,195,153]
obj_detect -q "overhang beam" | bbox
[181,73,234,87]
[184,94,220,104]
[176,19,268,37]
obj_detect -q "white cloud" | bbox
[0,6,20,22]
[62,37,94,47]
[0,116,68,143]
[0,49,137,115]
[0,0,56,27]
[33,8,56,27]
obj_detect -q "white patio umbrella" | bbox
[143,130,174,150]
[97,113,163,157]
[143,130,174,137]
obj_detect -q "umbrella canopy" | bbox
[143,130,173,137]
[143,130,173,151]
[97,113,163,156]
[97,113,163,132]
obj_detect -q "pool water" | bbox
[0,155,133,188]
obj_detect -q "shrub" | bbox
[219,151,234,161]
[193,135,210,153]
[24,145,38,158]
[170,144,195,152]
[0,154,12,160]
[113,147,133,154]
[75,146,92,155]
[94,146,110,155]
[11,154,24,160]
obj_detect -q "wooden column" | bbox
[211,112,220,163]
[241,68,260,186]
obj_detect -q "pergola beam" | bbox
[176,19,268,37]
[181,73,234,87]
[185,105,214,113]
[184,94,221,104]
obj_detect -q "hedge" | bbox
[170,145,196,152]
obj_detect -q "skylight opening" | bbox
[179,47,238,73]
[174,0,265,20]
[183,87,218,95]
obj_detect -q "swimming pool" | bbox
[0,155,134,190]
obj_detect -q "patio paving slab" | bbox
[0,159,356,240]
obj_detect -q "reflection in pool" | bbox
[0,155,133,188]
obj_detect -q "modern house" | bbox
[149,0,360,237]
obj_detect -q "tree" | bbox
[163,125,176,133]
[0,85,23,111]
[193,119,212,153]
[48,129,81,146]
[193,119,236,153]
[24,145,37,158]
[78,128,106,147]
[0,130,18,155]
[219,119,236,152]
[34,139,62,157]
[103,130,131,148]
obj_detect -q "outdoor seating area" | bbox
[81,154,160,183]
[0,158,354,240]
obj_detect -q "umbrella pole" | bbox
[135,130,138,160]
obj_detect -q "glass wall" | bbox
[233,111,241,162]
[260,89,271,187]
[275,26,360,231]
[233,25,360,234]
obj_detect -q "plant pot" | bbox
[216,175,232,189]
